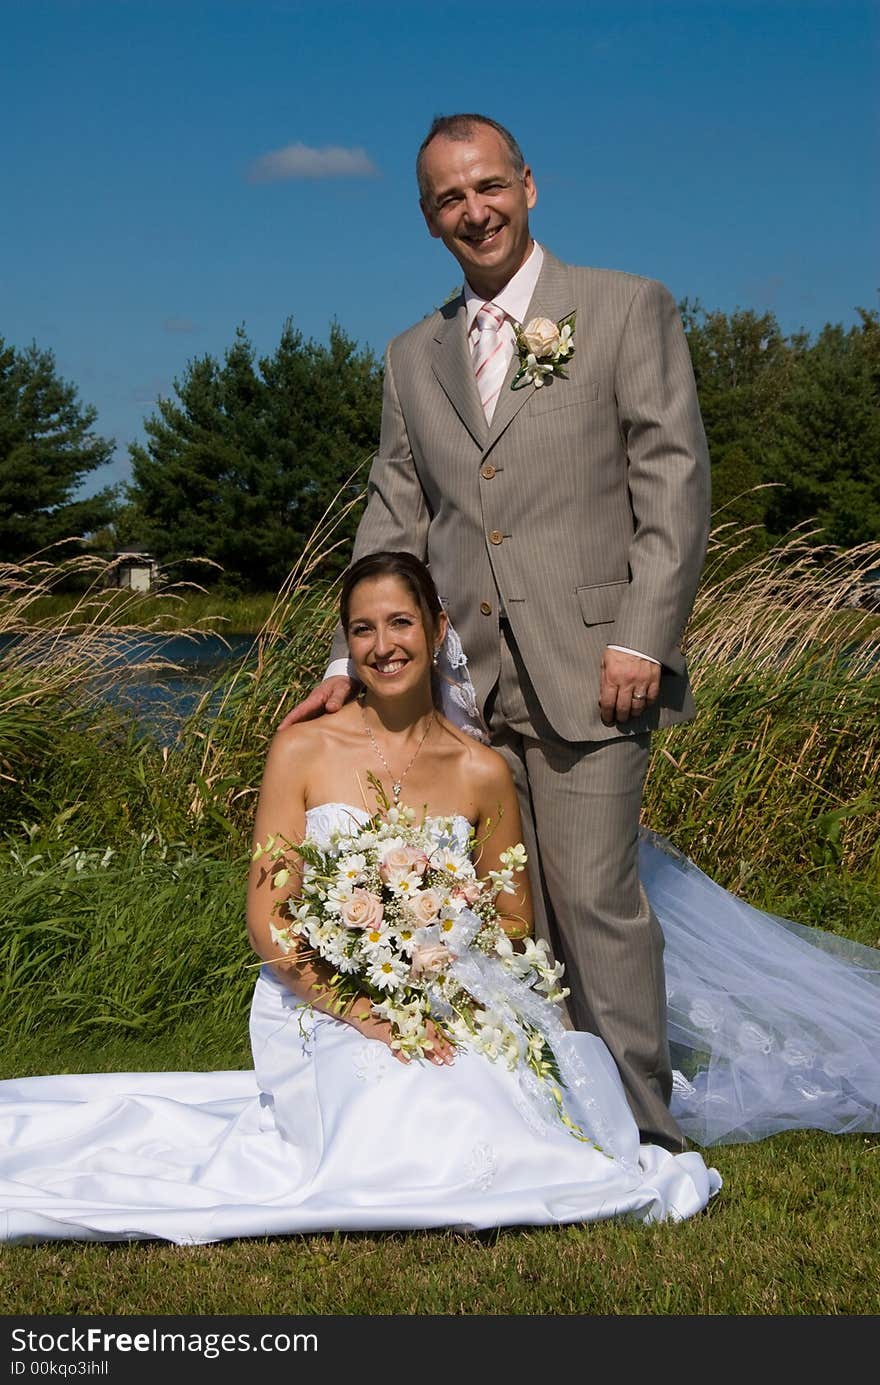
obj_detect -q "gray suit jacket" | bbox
[336,249,711,743]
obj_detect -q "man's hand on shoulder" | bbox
[598,648,661,726]
[278,676,356,730]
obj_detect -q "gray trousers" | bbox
[485,621,684,1152]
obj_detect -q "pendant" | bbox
[392,783,402,802]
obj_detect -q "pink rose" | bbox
[453,880,482,906]
[520,317,560,357]
[340,888,384,930]
[379,845,429,881]
[410,943,452,979]
[407,888,443,925]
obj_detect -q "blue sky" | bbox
[4,0,878,496]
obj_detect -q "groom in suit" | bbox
[290,113,711,1151]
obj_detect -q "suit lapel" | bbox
[431,295,488,448]
[485,250,576,451]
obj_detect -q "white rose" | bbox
[521,317,560,357]
[339,888,384,931]
[407,887,443,925]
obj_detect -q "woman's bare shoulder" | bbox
[265,706,358,768]
[435,717,512,791]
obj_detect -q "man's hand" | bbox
[598,649,661,726]
[278,676,356,730]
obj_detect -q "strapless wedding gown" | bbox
[0,805,722,1245]
[2,803,878,1246]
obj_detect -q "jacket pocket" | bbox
[528,380,600,415]
[576,579,629,626]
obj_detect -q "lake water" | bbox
[0,630,258,740]
[110,632,258,732]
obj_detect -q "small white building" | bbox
[105,549,160,593]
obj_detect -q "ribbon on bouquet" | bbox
[427,915,639,1173]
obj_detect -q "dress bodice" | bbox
[304,802,473,850]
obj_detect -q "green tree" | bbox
[763,310,880,544]
[682,302,793,548]
[0,337,116,560]
[127,320,382,590]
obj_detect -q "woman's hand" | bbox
[345,1000,455,1066]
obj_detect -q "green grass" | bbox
[0,840,253,1041]
[2,991,878,1316]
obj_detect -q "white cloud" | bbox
[247,141,378,183]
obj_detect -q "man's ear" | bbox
[523,166,537,211]
[420,199,442,239]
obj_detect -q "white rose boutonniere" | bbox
[511,311,576,390]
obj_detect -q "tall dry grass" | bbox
[168,515,880,901]
[0,545,216,702]
[644,529,880,909]
[0,546,224,836]
[173,487,363,832]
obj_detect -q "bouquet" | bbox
[254,784,596,1144]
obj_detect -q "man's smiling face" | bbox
[419,124,537,300]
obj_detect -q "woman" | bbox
[0,553,721,1244]
[247,551,535,1065]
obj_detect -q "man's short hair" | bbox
[416,113,526,205]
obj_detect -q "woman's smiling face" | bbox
[346,573,444,696]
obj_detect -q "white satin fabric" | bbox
[0,805,721,1246]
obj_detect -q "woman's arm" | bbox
[246,727,453,1063]
[246,726,319,988]
[472,753,533,940]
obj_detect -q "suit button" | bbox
[481,464,496,480]
[489,530,503,545]
[480,601,492,616]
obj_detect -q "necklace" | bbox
[360,703,435,804]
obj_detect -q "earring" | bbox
[432,646,440,664]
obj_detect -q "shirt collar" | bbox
[464,241,544,332]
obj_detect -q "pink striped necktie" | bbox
[471,301,509,422]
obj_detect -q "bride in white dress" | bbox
[1,554,877,1245]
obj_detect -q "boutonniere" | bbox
[511,311,576,390]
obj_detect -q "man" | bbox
[287,113,710,1151]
